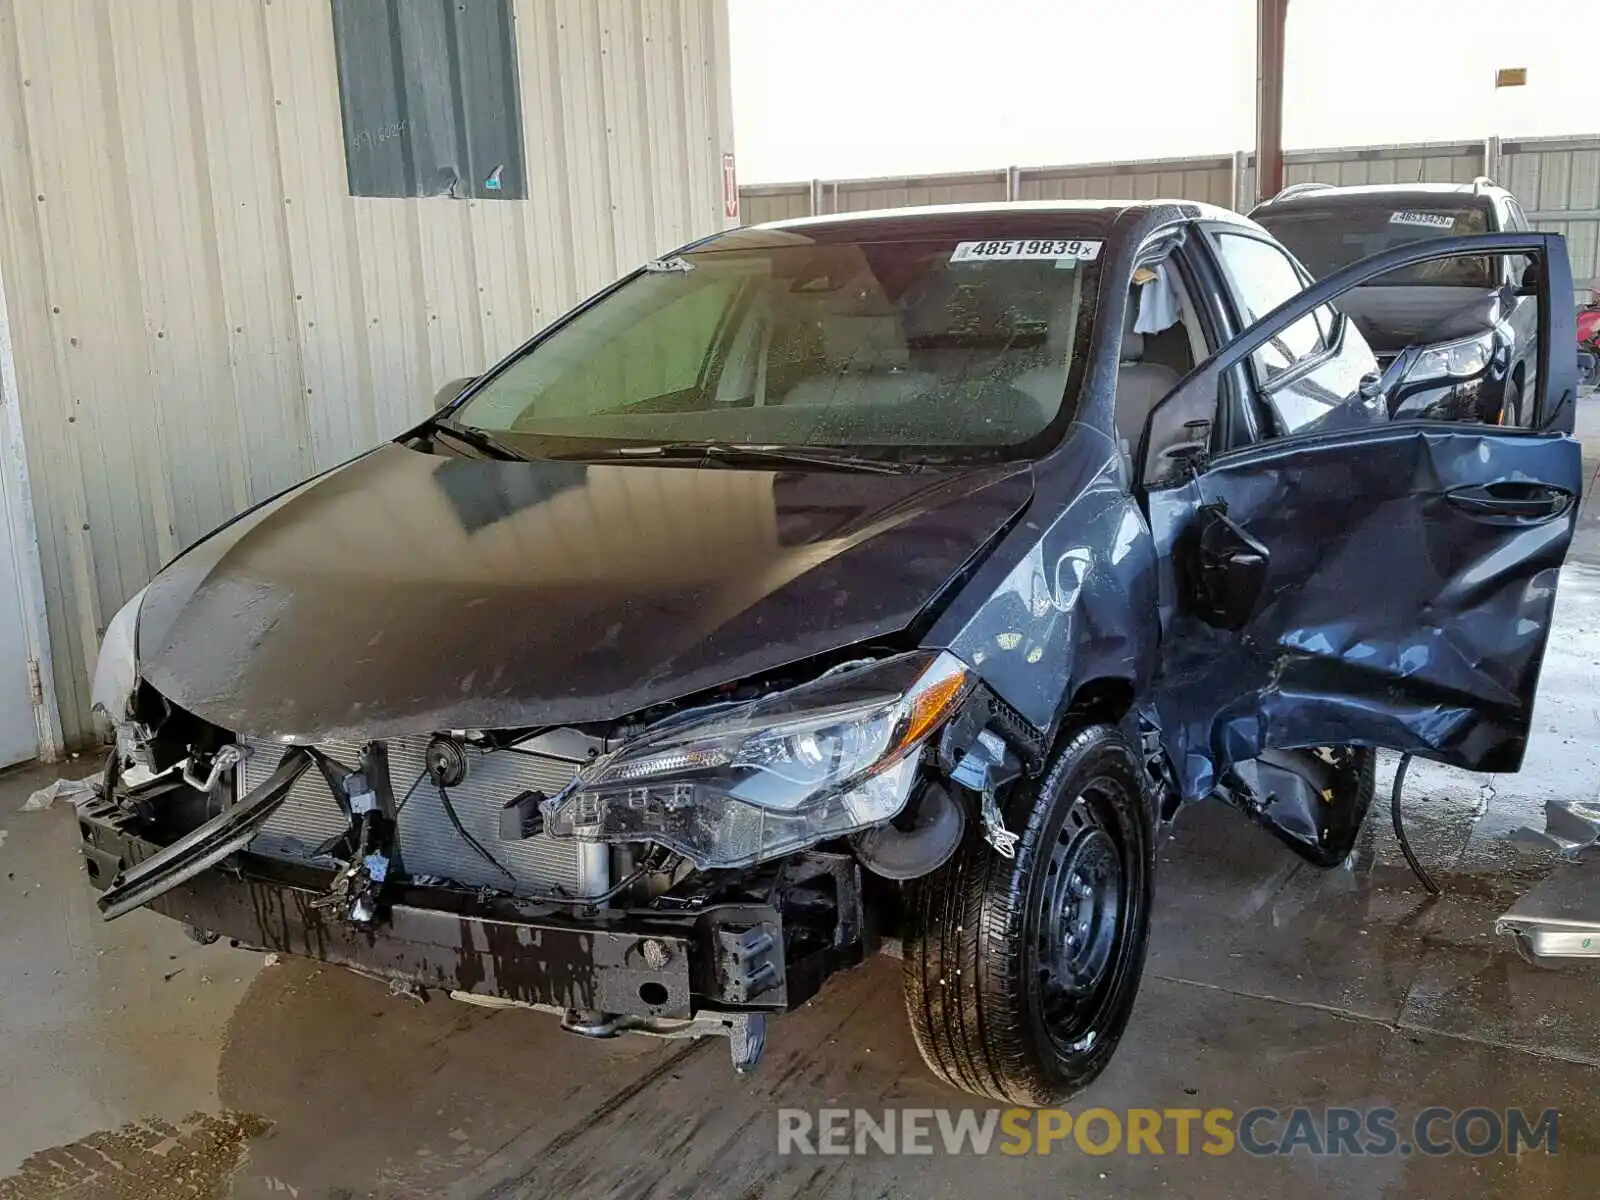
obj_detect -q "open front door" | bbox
[1144,232,1583,801]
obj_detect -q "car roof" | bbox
[746,199,1254,244]
[1254,180,1506,211]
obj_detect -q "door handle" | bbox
[1445,481,1573,521]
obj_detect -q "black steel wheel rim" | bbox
[1033,781,1127,1052]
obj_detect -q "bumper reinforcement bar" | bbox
[97,747,313,920]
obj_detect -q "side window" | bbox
[1211,233,1328,379]
[1505,199,1536,283]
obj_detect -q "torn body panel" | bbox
[1146,424,1580,801]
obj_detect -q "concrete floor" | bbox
[5,410,1600,1199]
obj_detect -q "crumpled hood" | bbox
[136,444,1033,741]
[1338,284,1505,354]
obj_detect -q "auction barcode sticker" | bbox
[1389,211,1456,229]
[951,239,1103,263]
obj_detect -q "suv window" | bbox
[1211,232,1328,378]
[1255,201,1495,286]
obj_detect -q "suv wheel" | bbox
[903,724,1154,1105]
[1499,375,1523,427]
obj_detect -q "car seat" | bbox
[1012,301,1082,426]
[1113,326,1183,451]
[780,313,933,408]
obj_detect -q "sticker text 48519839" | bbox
[951,239,1103,263]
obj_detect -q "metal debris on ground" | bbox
[388,979,427,1004]
[1511,797,1600,858]
[19,776,96,812]
[1499,796,1600,962]
[1497,859,1600,963]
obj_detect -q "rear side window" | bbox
[1212,233,1328,378]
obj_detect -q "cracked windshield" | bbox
[454,232,1102,459]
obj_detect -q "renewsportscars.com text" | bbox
[776,1106,1559,1158]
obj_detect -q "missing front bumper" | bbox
[77,799,862,1019]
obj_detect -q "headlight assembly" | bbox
[543,651,974,869]
[90,586,147,724]
[1405,332,1496,383]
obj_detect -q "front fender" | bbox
[926,429,1160,735]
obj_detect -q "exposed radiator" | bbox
[244,736,594,896]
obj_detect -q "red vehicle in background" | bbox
[1579,289,1600,359]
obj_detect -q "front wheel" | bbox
[903,724,1154,1106]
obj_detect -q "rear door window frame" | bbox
[1198,224,1354,432]
[1203,227,1340,387]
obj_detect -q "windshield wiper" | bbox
[427,418,527,462]
[608,441,923,474]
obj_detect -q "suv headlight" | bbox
[90,587,147,723]
[544,651,973,869]
[1406,332,1495,383]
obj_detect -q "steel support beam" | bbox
[1255,0,1289,204]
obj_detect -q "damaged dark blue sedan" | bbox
[80,201,1584,1106]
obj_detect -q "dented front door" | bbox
[1143,231,1584,798]
[1147,424,1580,797]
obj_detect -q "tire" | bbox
[903,723,1154,1106]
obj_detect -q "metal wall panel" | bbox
[739,187,811,226]
[1505,137,1600,293]
[0,0,735,746]
[830,172,1007,214]
[741,136,1600,293]
[1023,157,1234,207]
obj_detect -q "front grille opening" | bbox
[245,736,595,896]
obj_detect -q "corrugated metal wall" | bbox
[1022,156,1236,207]
[0,0,736,747]
[742,155,1237,225]
[1503,136,1600,295]
[745,135,1600,289]
[1249,138,1487,203]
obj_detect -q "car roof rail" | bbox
[1471,175,1499,194]
[1266,181,1336,203]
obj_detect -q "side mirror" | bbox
[1579,352,1597,388]
[1140,375,1223,488]
[1519,260,1543,295]
[1184,504,1271,631]
[434,376,477,407]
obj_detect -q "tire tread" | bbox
[903,723,1152,1105]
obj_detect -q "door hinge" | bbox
[26,658,43,708]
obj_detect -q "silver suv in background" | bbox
[1252,179,1538,425]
